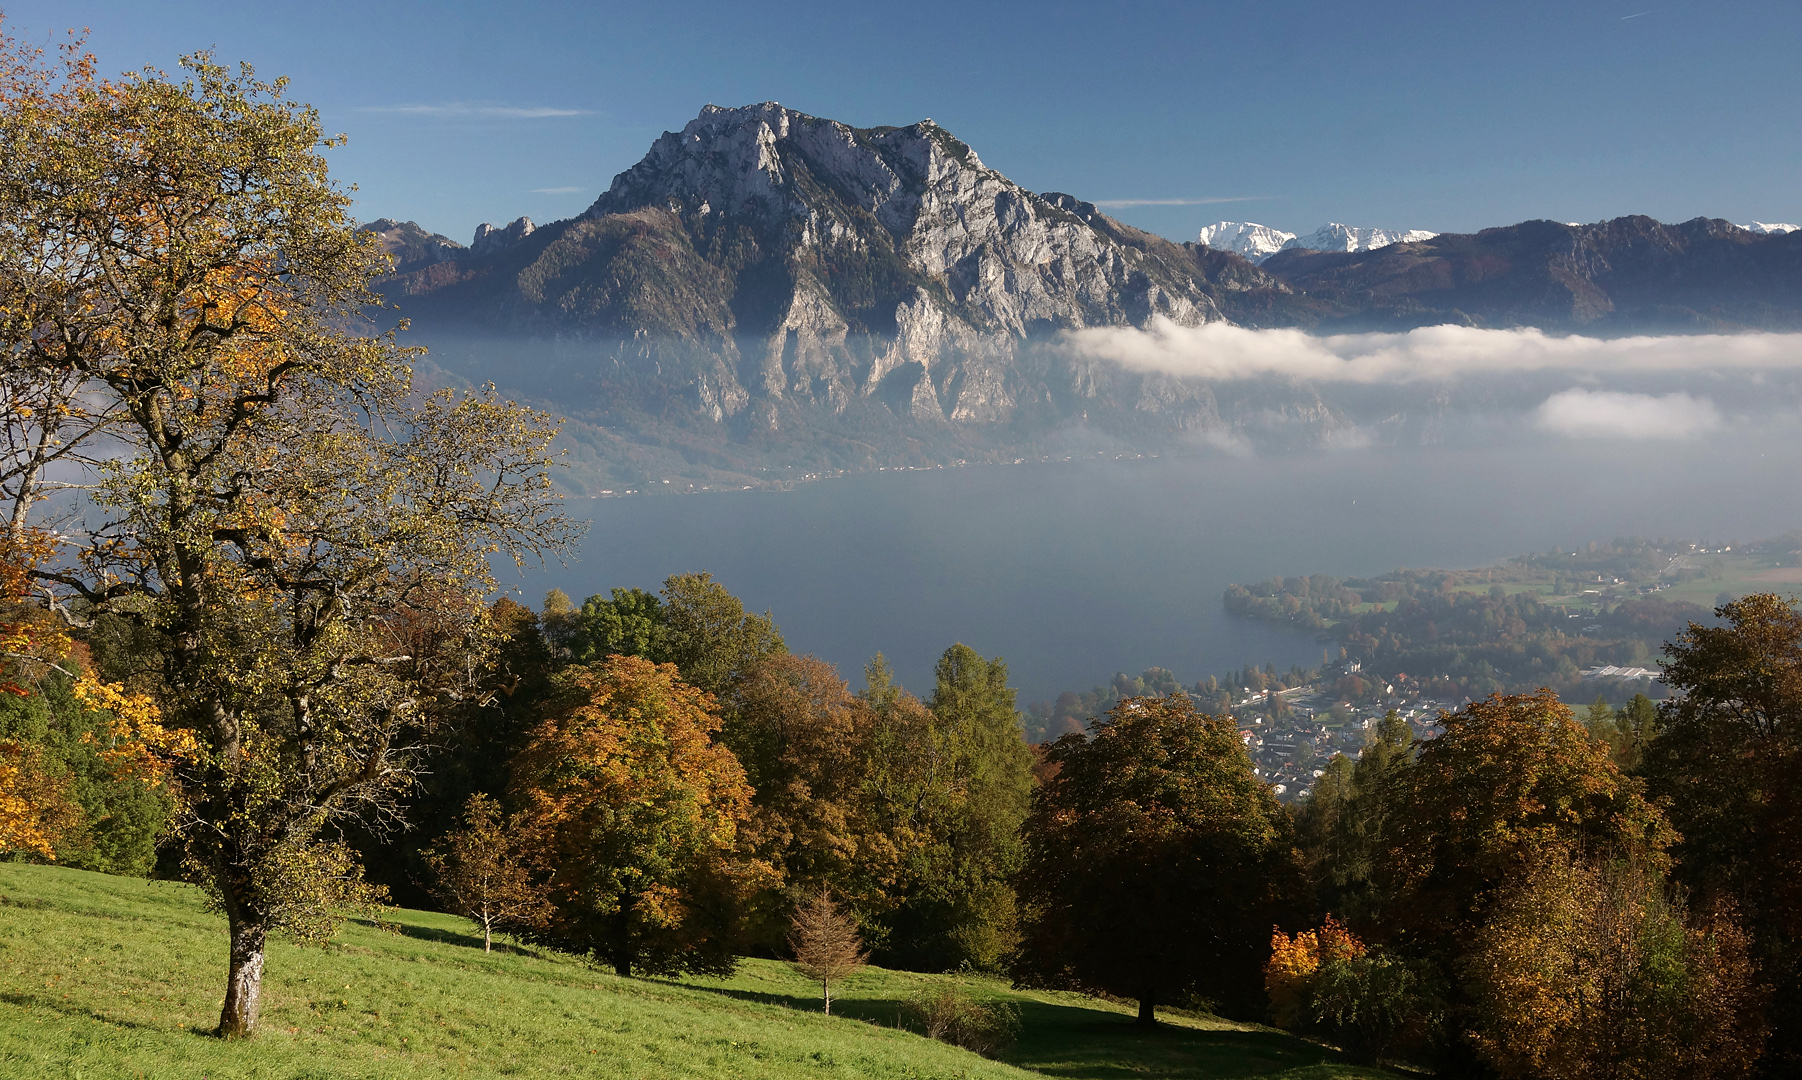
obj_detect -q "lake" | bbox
[507,432,1802,706]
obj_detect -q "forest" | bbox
[5,33,1802,1080]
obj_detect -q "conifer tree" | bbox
[789,888,867,1014]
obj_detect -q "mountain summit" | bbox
[1197,220,1437,262]
[378,102,1283,437]
[367,104,1802,492]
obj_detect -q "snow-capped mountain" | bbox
[1197,220,1436,262]
[1284,222,1437,254]
[1744,221,1799,235]
[1195,221,1294,262]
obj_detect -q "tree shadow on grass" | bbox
[1001,996,1363,1080]
[349,916,547,959]
[660,979,1372,1078]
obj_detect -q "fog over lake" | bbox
[505,431,1802,706]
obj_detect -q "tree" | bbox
[1380,692,1673,953]
[512,655,763,977]
[570,587,667,665]
[1013,693,1303,1024]
[1644,593,1802,1069]
[0,43,574,1037]
[1585,695,1618,746]
[0,736,80,858]
[1464,844,1765,1080]
[1295,710,1412,931]
[1266,916,1440,1065]
[0,530,185,869]
[423,793,552,952]
[726,653,910,947]
[1373,691,1675,1070]
[788,888,867,1014]
[884,644,1033,972]
[659,573,784,697]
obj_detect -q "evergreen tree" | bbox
[881,644,1033,971]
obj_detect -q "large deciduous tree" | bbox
[1644,593,1802,1070]
[513,655,763,976]
[1013,693,1303,1024]
[1464,844,1764,1080]
[726,653,908,944]
[1378,691,1673,952]
[0,38,573,1036]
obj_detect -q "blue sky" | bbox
[14,1,1800,245]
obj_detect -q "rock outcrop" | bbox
[379,103,1290,473]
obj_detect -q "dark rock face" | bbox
[1257,216,1802,332]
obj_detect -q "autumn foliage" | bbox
[1265,916,1366,1028]
[513,655,766,976]
[423,793,552,952]
[787,888,868,1014]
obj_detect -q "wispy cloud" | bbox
[356,103,594,119]
[1062,320,1802,384]
[1536,389,1720,440]
[1620,10,1656,19]
[530,186,585,195]
[1089,196,1275,208]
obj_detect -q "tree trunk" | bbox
[612,891,634,977]
[483,919,492,953]
[218,916,267,1038]
[1136,988,1156,1028]
[823,978,831,1015]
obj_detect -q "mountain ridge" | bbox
[361,103,1802,492]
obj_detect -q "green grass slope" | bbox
[0,863,1392,1079]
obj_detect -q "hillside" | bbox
[1259,215,1802,332]
[0,863,1392,1080]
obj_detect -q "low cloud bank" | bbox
[1535,390,1723,440]
[1062,320,1802,383]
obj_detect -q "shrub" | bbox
[902,983,1020,1057]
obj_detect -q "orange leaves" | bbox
[512,655,764,974]
[1266,916,1366,1028]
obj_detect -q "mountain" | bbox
[1282,222,1438,254]
[1257,215,1802,332]
[373,103,1327,491]
[1196,221,1437,263]
[1745,221,1799,235]
[367,104,1802,492]
[361,218,464,273]
[1196,221,1295,262]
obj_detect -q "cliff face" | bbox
[380,104,1295,470]
[369,105,1802,493]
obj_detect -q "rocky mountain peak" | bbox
[470,216,536,256]
[357,218,463,273]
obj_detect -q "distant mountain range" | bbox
[362,102,1802,492]
[1196,221,1438,263]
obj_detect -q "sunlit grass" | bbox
[0,863,1392,1079]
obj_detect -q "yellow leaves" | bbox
[0,738,81,859]
[1266,916,1366,1028]
[72,673,196,788]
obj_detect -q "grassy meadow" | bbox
[0,863,1393,1080]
